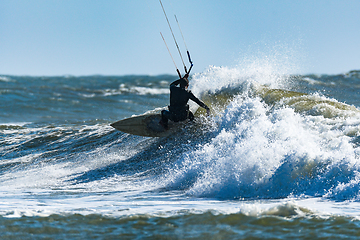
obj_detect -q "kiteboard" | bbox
[110,109,189,138]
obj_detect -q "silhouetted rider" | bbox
[160,73,210,129]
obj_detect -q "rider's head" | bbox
[180,78,189,89]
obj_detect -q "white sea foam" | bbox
[0,76,13,82]
[0,122,32,127]
[162,64,360,203]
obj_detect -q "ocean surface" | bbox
[1,66,360,239]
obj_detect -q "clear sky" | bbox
[1,0,359,76]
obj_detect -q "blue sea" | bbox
[1,66,360,239]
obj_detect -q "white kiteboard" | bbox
[110,110,189,137]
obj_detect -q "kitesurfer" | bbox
[159,74,210,129]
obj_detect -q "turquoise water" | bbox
[1,67,360,239]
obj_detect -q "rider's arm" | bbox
[189,92,210,112]
[170,79,182,87]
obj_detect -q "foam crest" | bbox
[163,82,360,200]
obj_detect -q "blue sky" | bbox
[1,0,359,76]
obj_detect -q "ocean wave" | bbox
[0,76,13,82]
[1,201,360,239]
[0,122,32,130]
[101,85,169,96]
[157,66,360,201]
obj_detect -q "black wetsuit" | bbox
[161,78,209,127]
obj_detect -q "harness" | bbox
[168,104,189,122]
